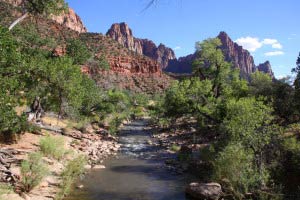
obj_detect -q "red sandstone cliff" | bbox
[218,31,256,78]
[106,22,176,69]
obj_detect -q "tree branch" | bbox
[9,12,29,31]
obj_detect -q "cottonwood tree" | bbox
[9,0,67,31]
[192,38,231,98]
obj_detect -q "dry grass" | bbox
[42,116,72,128]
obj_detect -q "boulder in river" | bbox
[185,182,222,200]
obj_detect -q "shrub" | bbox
[66,39,91,65]
[21,152,49,192]
[131,106,145,119]
[170,144,181,152]
[56,155,87,200]
[39,135,66,160]
[213,143,264,198]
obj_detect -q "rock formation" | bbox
[106,22,176,69]
[106,23,143,54]
[165,54,196,73]
[51,8,87,33]
[166,31,274,79]
[256,61,275,79]
[218,31,256,78]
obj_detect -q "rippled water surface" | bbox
[65,119,194,200]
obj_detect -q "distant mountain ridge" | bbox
[166,32,274,79]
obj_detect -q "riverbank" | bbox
[0,115,121,200]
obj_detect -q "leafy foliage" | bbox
[66,38,91,65]
[21,152,49,192]
[213,143,262,198]
[249,71,273,97]
[56,155,87,200]
[0,26,29,140]
[24,0,67,16]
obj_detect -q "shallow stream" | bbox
[65,119,194,200]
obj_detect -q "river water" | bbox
[65,119,194,200]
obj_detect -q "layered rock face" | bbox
[51,8,87,33]
[1,0,87,33]
[106,23,143,54]
[106,22,176,69]
[218,31,256,78]
[257,61,275,79]
[106,55,161,74]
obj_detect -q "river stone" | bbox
[185,182,222,200]
[93,165,106,169]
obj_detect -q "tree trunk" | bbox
[9,12,29,31]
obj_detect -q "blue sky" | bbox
[66,0,299,78]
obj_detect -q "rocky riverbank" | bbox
[0,116,122,200]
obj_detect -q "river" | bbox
[64,119,195,200]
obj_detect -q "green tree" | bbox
[66,39,91,65]
[193,38,231,98]
[45,57,85,118]
[223,97,277,187]
[0,26,29,140]
[249,71,273,97]
[9,0,67,30]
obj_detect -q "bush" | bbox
[170,144,181,152]
[21,152,49,192]
[213,143,264,198]
[56,155,87,200]
[39,135,66,160]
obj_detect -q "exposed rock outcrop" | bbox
[106,55,161,74]
[51,8,87,33]
[256,61,275,79]
[106,22,176,69]
[1,0,87,33]
[218,31,256,78]
[106,23,143,54]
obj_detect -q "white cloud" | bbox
[262,38,278,45]
[235,37,283,52]
[272,43,282,49]
[262,38,282,49]
[173,46,181,51]
[235,37,262,52]
[264,51,284,56]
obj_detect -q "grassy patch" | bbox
[39,134,66,160]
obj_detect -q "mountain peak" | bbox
[106,22,176,69]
